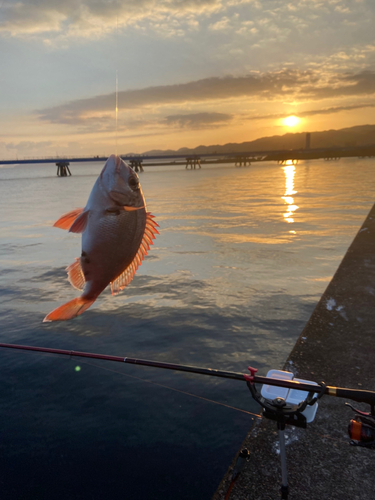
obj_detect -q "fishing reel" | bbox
[347,403,375,448]
[244,368,326,500]
[245,368,326,429]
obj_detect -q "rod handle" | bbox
[328,387,375,406]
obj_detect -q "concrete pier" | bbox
[213,203,375,500]
[129,159,144,172]
[56,161,71,176]
[234,156,251,167]
[186,157,201,169]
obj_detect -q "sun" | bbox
[283,115,300,127]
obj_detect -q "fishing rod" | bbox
[2,342,375,500]
[0,342,374,407]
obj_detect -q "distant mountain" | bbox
[143,124,375,156]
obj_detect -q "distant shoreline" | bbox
[1,142,375,167]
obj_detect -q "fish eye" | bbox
[129,176,139,190]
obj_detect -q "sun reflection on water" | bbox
[282,161,299,224]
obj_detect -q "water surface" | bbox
[0,157,374,499]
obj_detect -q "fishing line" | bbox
[115,12,119,156]
[78,358,262,419]
[12,346,260,417]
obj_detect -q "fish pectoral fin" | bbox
[111,212,159,295]
[67,258,85,291]
[69,210,90,233]
[53,208,85,230]
[43,296,95,322]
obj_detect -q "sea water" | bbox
[0,157,374,499]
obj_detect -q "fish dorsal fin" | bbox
[53,208,84,230]
[66,258,85,291]
[69,210,90,234]
[111,212,159,295]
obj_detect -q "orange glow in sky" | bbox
[1,1,374,159]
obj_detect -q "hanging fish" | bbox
[44,154,158,322]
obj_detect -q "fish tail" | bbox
[43,296,95,322]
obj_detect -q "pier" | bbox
[234,156,251,167]
[129,159,144,172]
[1,142,375,170]
[185,157,201,169]
[56,161,71,176]
[213,203,375,500]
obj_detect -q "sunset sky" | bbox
[1,0,374,159]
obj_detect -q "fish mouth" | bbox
[123,205,145,211]
[105,205,144,214]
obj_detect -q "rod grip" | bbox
[329,387,375,406]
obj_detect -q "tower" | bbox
[305,133,311,150]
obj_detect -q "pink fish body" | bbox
[44,154,158,322]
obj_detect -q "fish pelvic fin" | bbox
[43,297,95,322]
[53,208,84,230]
[67,258,85,291]
[111,212,159,295]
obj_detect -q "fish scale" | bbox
[83,209,146,287]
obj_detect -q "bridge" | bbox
[1,144,374,172]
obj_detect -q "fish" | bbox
[43,154,158,322]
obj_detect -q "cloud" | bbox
[163,112,233,128]
[1,139,108,157]
[246,102,375,121]
[72,112,233,134]
[300,102,375,116]
[1,140,73,159]
[208,16,231,31]
[5,140,53,151]
[0,0,223,39]
[36,69,375,126]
